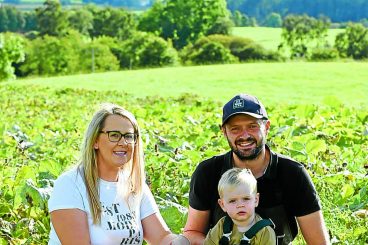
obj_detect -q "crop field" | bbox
[1,61,368,244]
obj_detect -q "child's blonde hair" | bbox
[218,168,257,198]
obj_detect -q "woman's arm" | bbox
[142,212,175,244]
[142,212,189,245]
[50,209,91,245]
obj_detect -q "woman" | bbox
[48,103,188,245]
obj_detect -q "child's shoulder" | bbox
[203,217,227,245]
[253,214,277,245]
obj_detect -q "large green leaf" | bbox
[306,139,327,155]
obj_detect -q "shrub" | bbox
[180,37,238,65]
[206,34,254,49]
[186,34,282,62]
[79,41,119,73]
[19,31,119,76]
[335,23,368,59]
[308,47,339,61]
[19,35,77,76]
[188,41,237,65]
[115,32,178,69]
[234,42,276,61]
[181,35,282,64]
[0,32,25,81]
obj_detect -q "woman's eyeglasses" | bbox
[99,131,138,144]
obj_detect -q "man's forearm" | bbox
[297,211,330,245]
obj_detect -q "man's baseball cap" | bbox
[222,94,268,125]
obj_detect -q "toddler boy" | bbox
[204,168,276,245]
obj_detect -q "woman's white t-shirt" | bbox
[48,167,159,245]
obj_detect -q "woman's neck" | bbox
[98,168,120,182]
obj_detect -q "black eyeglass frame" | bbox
[99,131,138,144]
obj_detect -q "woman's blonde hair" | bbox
[78,103,145,224]
[218,168,257,198]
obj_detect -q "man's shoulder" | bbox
[273,151,305,171]
[264,147,308,182]
[196,151,231,170]
[191,151,231,183]
[267,150,312,187]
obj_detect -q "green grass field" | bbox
[9,61,368,107]
[232,27,345,51]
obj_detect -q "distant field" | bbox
[7,61,368,107]
[232,27,344,51]
[0,0,81,3]
[0,0,83,10]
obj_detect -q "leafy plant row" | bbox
[0,84,367,244]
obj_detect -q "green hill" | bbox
[8,61,368,107]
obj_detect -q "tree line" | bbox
[0,0,235,80]
[1,0,368,82]
[3,0,368,24]
[1,0,150,8]
[227,0,368,23]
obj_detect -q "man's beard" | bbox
[228,135,265,160]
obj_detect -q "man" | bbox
[183,94,330,245]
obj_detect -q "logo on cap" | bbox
[233,99,244,109]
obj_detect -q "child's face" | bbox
[218,184,259,227]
